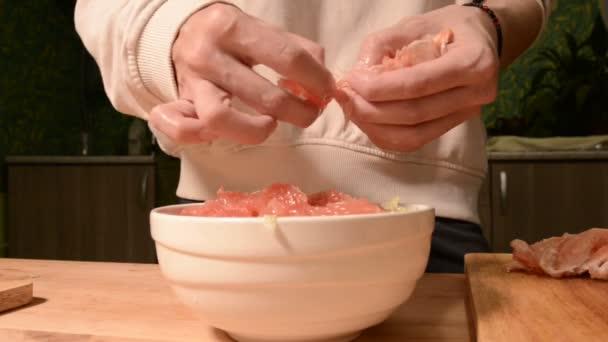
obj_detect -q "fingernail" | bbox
[262,116,278,130]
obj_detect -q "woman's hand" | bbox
[150,3,335,145]
[337,5,500,152]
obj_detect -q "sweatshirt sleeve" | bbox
[74,0,232,120]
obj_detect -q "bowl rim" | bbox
[150,203,435,224]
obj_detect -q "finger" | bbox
[344,48,476,102]
[358,17,437,67]
[284,32,325,64]
[281,32,334,104]
[340,85,494,125]
[225,18,335,100]
[207,54,321,127]
[188,80,278,144]
[351,106,481,152]
[247,16,326,65]
[149,100,218,144]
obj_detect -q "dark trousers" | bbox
[177,198,491,273]
[426,217,491,273]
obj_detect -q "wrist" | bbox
[477,0,544,67]
[461,1,504,59]
[177,2,239,41]
[172,2,242,95]
[138,1,234,103]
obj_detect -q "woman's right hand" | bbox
[149,3,335,145]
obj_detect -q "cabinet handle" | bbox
[499,170,507,215]
[140,171,149,209]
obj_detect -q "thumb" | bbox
[149,99,217,144]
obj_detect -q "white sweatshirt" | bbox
[74,0,552,223]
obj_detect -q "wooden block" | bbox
[0,269,33,313]
[465,253,608,342]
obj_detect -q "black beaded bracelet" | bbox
[463,1,503,58]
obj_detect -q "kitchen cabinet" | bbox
[478,151,608,252]
[5,156,156,263]
[7,152,607,259]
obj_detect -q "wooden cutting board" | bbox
[0,269,33,313]
[465,253,608,342]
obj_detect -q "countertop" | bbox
[488,150,608,161]
[0,258,471,342]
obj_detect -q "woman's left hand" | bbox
[337,4,500,152]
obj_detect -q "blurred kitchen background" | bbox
[1,0,607,263]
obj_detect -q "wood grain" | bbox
[7,164,156,263]
[477,176,492,247]
[0,269,33,313]
[0,258,470,342]
[465,253,608,342]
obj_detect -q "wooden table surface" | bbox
[0,258,471,341]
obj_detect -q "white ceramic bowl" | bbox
[150,204,434,342]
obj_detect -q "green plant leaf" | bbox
[575,84,592,113]
[586,13,608,56]
[536,49,562,66]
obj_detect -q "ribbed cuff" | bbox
[136,0,235,102]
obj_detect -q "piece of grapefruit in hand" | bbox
[278,78,332,109]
